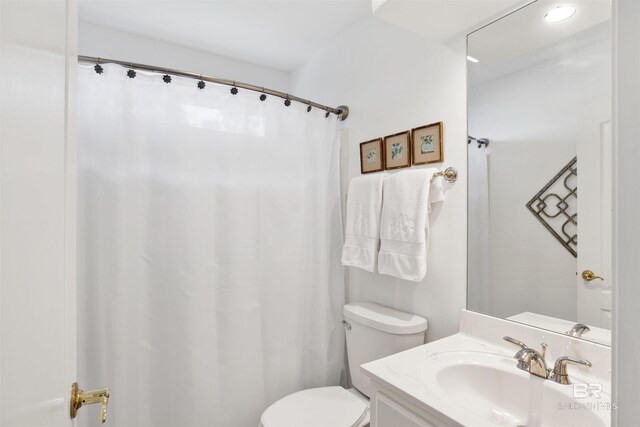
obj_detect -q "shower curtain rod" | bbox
[78,55,350,121]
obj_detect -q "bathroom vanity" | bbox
[362,310,611,427]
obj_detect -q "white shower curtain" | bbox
[77,63,345,427]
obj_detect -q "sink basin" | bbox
[421,351,608,427]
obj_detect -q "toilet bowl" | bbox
[260,386,369,427]
[259,302,428,427]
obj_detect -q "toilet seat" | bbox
[260,386,368,427]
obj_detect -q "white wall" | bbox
[79,21,290,92]
[291,17,467,342]
[467,35,610,321]
[612,0,640,424]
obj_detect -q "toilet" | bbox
[260,302,428,427]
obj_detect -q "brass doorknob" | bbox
[582,270,604,282]
[70,382,109,423]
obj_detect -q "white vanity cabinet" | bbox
[369,384,457,427]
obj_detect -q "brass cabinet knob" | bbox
[581,270,604,282]
[70,382,109,423]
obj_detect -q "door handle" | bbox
[70,382,109,423]
[581,270,604,282]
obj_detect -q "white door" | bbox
[576,98,613,328]
[1,1,80,425]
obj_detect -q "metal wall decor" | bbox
[526,157,578,257]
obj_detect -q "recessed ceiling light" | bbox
[467,55,479,63]
[544,5,576,23]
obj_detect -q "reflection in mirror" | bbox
[467,0,611,345]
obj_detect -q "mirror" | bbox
[467,0,611,345]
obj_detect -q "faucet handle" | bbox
[503,336,527,349]
[551,356,592,385]
[540,342,548,360]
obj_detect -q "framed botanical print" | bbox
[412,122,443,165]
[359,138,384,174]
[383,131,411,170]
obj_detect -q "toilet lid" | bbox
[261,386,367,427]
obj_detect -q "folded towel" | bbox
[378,169,438,281]
[341,173,388,272]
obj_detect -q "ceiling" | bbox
[80,0,602,73]
[468,0,610,66]
[373,0,523,42]
[78,0,372,71]
[468,0,610,85]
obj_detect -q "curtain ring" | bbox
[259,87,267,102]
[197,74,205,89]
[284,95,291,107]
[307,101,312,113]
[127,63,136,79]
[230,81,238,95]
[94,57,103,74]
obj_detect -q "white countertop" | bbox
[361,310,612,427]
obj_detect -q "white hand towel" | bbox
[378,169,438,281]
[429,174,445,207]
[341,173,388,272]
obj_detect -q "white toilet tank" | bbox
[343,302,428,398]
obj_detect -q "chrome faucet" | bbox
[503,336,593,384]
[503,336,549,379]
[566,323,591,338]
[550,356,592,385]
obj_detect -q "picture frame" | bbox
[411,122,443,165]
[383,131,411,170]
[359,138,384,174]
